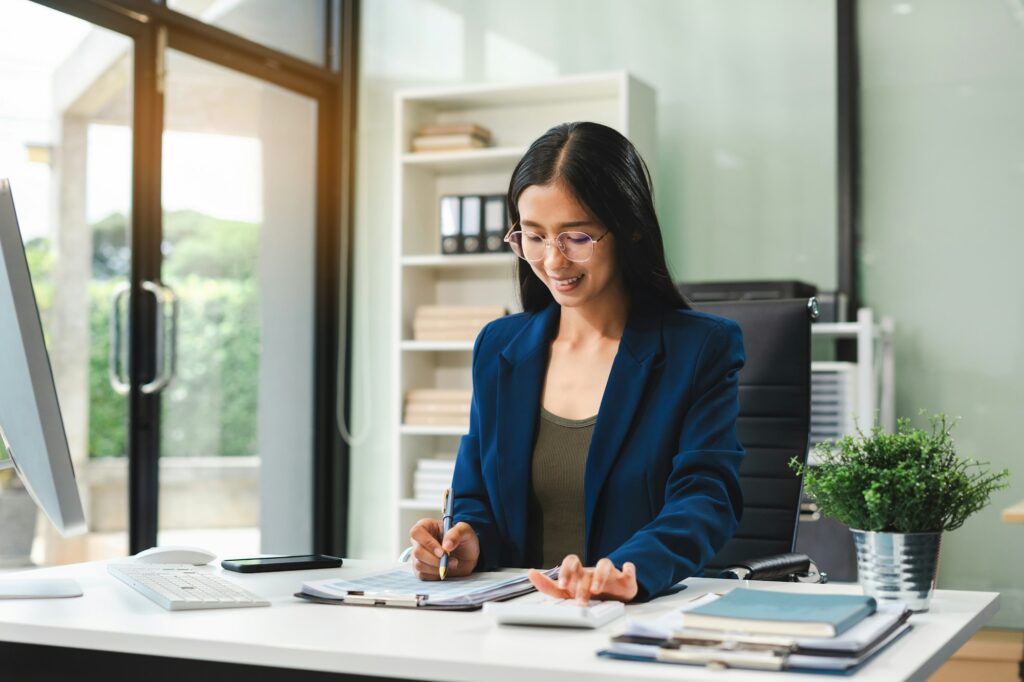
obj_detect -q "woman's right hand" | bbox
[408,518,479,580]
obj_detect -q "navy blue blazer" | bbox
[451,301,746,601]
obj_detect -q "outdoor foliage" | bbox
[791,413,1010,533]
[24,211,261,458]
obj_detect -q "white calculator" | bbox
[484,597,625,628]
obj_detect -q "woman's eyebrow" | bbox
[520,219,595,229]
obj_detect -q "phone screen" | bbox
[221,554,342,572]
[232,555,325,567]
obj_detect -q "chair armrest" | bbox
[717,552,827,583]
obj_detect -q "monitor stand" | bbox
[0,579,82,599]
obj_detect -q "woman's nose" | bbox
[544,239,569,269]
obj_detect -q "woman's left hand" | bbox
[527,555,638,604]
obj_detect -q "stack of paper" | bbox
[413,458,456,502]
[412,305,506,342]
[298,566,558,610]
[599,589,911,672]
[411,123,492,153]
[404,388,472,427]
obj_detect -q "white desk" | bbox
[0,559,999,682]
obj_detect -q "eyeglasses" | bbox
[503,226,610,263]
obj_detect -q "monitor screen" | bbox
[0,178,86,537]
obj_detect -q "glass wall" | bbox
[156,49,319,555]
[0,0,133,563]
[859,0,1024,629]
[167,0,328,65]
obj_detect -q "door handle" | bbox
[108,282,131,395]
[140,281,179,395]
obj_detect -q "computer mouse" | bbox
[132,545,217,566]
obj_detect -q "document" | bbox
[298,566,558,610]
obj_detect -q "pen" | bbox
[439,487,454,580]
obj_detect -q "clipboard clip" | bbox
[342,591,427,607]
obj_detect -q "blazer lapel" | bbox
[496,303,560,563]
[584,306,663,561]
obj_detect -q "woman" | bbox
[409,121,745,603]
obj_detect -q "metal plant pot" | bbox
[851,529,942,612]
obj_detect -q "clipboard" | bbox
[294,566,558,611]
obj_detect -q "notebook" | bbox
[682,588,877,637]
[601,593,910,673]
[600,622,912,672]
[296,566,558,610]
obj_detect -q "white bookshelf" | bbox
[391,71,657,554]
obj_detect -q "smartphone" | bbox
[221,554,343,573]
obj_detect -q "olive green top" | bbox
[525,407,597,569]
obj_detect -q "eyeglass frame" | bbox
[502,223,611,263]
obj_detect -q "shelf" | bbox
[401,146,525,173]
[400,424,468,436]
[397,71,628,108]
[401,253,515,268]
[401,340,474,352]
[390,72,657,557]
[399,498,440,511]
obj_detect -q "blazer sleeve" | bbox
[451,323,502,571]
[606,319,746,601]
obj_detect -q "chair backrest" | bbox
[695,298,814,574]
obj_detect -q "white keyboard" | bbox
[107,563,270,611]
[484,597,625,628]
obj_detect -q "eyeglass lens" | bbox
[508,232,595,262]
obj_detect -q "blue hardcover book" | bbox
[683,588,877,638]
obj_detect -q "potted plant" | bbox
[791,413,1009,612]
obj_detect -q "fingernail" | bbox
[433,547,443,558]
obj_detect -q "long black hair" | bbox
[507,121,689,313]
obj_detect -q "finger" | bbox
[558,555,582,592]
[410,520,445,559]
[413,559,439,580]
[575,570,593,606]
[528,568,570,599]
[411,543,440,567]
[614,562,639,601]
[591,558,614,594]
[441,522,470,553]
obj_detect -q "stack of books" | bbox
[412,305,506,342]
[411,123,492,153]
[600,588,911,673]
[412,458,456,503]
[403,388,472,428]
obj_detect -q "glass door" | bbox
[154,50,318,555]
[0,0,134,564]
[0,0,340,563]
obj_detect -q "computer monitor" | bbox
[0,178,87,598]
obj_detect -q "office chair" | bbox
[694,297,825,583]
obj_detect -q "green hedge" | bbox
[86,277,260,458]
[26,211,262,459]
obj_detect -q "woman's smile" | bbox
[549,272,585,292]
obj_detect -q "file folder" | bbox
[296,566,558,610]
